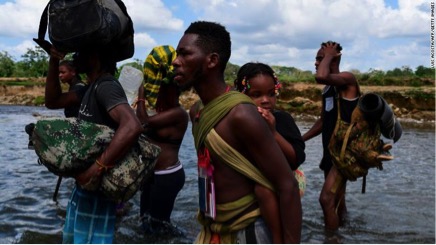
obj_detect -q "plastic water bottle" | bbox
[118,65,144,105]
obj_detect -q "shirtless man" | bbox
[302,41,360,233]
[172,21,302,244]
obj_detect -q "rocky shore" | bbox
[1,83,434,128]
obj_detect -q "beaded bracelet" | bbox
[95,159,113,171]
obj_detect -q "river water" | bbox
[0,105,434,244]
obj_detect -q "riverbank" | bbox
[1,83,434,128]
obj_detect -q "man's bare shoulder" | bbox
[227,103,260,125]
[215,102,264,143]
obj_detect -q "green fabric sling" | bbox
[192,90,274,191]
[205,129,274,191]
[193,91,253,150]
[192,91,275,243]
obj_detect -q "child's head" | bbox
[58,60,77,84]
[234,62,281,110]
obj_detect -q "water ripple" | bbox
[0,106,434,243]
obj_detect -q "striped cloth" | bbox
[143,45,177,108]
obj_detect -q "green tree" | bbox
[0,51,15,77]
[401,65,414,76]
[386,67,403,77]
[17,46,49,77]
[368,68,385,77]
[224,62,240,83]
[119,59,143,71]
[367,68,386,85]
[415,65,435,77]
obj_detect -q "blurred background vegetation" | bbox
[0,46,434,87]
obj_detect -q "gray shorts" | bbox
[235,217,272,244]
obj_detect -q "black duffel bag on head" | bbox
[34,0,134,62]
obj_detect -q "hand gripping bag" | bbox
[32,117,161,203]
[35,0,134,61]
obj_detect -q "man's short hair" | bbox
[185,21,231,71]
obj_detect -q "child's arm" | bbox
[255,184,283,243]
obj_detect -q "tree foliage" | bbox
[224,62,240,83]
[0,51,15,77]
[14,46,49,77]
[415,65,435,77]
[1,46,434,87]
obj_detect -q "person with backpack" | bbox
[45,46,143,243]
[302,41,360,235]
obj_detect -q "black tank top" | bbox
[320,85,359,172]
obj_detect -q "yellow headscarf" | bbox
[143,45,176,108]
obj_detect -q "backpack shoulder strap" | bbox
[33,1,55,54]
[332,97,356,163]
[331,97,342,146]
[37,1,53,41]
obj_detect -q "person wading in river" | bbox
[173,20,302,243]
[302,41,360,235]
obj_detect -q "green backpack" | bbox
[328,93,398,190]
[32,117,160,203]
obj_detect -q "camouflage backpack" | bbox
[32,117,161,203]
[328,93,397,187]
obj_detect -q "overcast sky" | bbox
[0,0,432,73]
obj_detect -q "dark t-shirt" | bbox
[273,110,306,170]
[64,78,87,118]
[320,85,358,172]
[78,75,128,129]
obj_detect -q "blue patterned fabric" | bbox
[63,185,117,244]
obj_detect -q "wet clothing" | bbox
[63,186,116,244]
[196,194,269,244]
[235,217,272,244]
[320,85,359,173]
[63,74,129,244]
[273,110,306,169]
[64,78,87,118]
[140,161,185,223]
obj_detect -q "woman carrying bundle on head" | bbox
[136,45,188,234]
